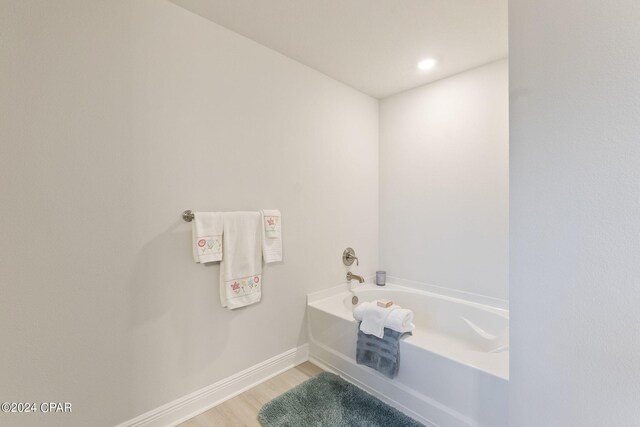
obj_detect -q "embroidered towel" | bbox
[192,212,223,263]
[353,302,415,334]
[219,212,263,309]
[261,209,282,263]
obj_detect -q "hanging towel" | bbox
[353,302,415,334]
[356,324,410,379]
[359,303,400,339]
[192,212,223,263]
[261,209,282,263]
[219,212,263,309]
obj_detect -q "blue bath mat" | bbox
[258,372,424,427]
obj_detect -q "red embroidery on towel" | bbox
[231,282,241,294]
[197,239,206,247]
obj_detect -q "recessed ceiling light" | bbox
[417,58,437,71]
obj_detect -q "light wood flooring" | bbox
[177,361,324,427]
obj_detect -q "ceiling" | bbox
[170,0,508,99]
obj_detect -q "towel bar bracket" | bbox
[182,210,195,222]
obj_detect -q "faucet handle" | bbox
[343,248,359,266]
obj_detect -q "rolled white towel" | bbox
[386,308,415,333]
[354,301,403,322]
[352,301,370,321]
[353,302,415,334]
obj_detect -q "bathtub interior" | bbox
[349,287,509,354]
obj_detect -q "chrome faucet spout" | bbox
[346,271,365,283]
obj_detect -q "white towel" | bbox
[192,212,223,263]
[261,209,282,263]
[386,308,415,333]
[353,302,415,334]
[359,302,399,338]
[219,212,262,309]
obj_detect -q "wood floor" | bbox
[177,361,324,427]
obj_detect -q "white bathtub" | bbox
[307,282,508,427]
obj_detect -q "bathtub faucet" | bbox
[347,271,364,283]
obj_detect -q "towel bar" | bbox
[182,210,195,222]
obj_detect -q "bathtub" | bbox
[307,282,508,427]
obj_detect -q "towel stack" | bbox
[190,209,283,310]
[353,301,414,379]
[353,301,415,338]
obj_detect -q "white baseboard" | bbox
[116,344,309,427]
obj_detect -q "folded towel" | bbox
[219,212,262,309]
[356,324,410,379]
[359,303,399,339]
[261,209,282,263]
[353,302,415,334]
[192,212,223,263]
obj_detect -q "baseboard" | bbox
[116,344,309,427]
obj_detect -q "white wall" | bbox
[510,1,640,425]
[0,1,378,426]
[379,60,509,302]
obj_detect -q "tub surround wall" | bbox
[0,1,378,426]
[379,60,509,302]
[510,1,640,425]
